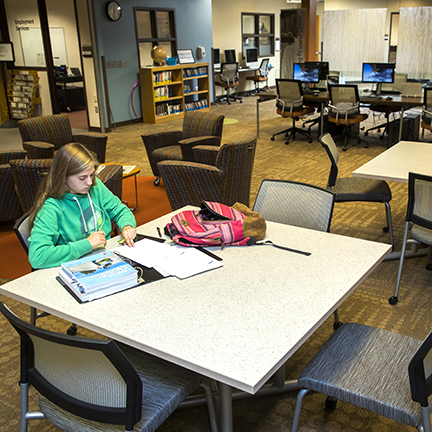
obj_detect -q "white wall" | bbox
[212,0,299,95]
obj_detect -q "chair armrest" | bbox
[141,131,183,156]
[192,145,220,166]
[179,136,220,161]
[157,160,224,210]
[22,141,55,159]
[72,133,108,163]
[0,150,27,164]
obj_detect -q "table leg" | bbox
[219,382,233,432]
[320,101,324,137]
[398,106,405,142]
[126,175,139,211]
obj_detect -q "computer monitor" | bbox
[293,62,320,84]
[245,47,259,68]
[362,62,395,95]
[224,49,236,63]
[213,48,220,69]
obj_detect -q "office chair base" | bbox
[215,95,243,105]
[333,130,368,151]
[271,126,312,145]
[388,295,398,305]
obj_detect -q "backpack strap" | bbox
[255,240,311,256]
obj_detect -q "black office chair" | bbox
[319,132,394,247]
[0,302,219,432]
[390,172,432,305]
[270,79,315,145]
[246,58,270,95]
[215,62,243,104]
[290,323,432,432]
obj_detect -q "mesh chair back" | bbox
[259,58,269,77]
[407,173,432,230]
[409,331,432,407]
[13,212,31,255]
[18,114,73,150]
[422,88,432,124]
[253,179,335,232]
[9,159,53,214]
[220,62,239,84]
[0,302,142,427]
[319,133,339,188]
[182,111,225,140]
[329,85,359,104]
[276,79,304,114]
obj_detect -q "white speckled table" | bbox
[352,141,432,183]
[0,207,391,431]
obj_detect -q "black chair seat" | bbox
[333,177,392,203]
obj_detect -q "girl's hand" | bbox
[87,231,107,249]
[122,226,136,248]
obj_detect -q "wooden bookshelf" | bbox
[140,62,210,124]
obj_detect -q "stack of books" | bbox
[58,251,138,303]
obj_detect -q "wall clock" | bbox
[106,1,122,21]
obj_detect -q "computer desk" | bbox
[256,92,422,142]
[0,207,391,431]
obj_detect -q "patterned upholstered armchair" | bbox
[9,159,123,214]
[157,133,257,210]
[141,111,225,186]
[0,150,27,222]
[18,114,108,162]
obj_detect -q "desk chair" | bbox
[18,114,108,162]
[215,62,243,104]
[0,302,218,432]
[421,88,432,140]
[390,172,432,305]
[319,133,394,247]
[253,179,341,329]
[141,110,225,186]
[246,58,270,95]
[328,84,368,151]
[270,79,314,145]
[13,212,78,336]
[158,133,257,210]
[290,323,432,432]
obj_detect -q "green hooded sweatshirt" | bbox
[29,177,136,269]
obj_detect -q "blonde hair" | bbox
[29,143,99,230]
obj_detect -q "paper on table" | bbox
[112,239,222,279]
[122,165,136,174]
[155,247,222,279]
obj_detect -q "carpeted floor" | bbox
[0,95,431,431]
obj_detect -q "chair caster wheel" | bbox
[383,226,389,233]
[271,137,275,141]
[67,324,77,335]
[425,264,432,271]
[240,101,243,104]
[380,136,384,140]
[154,177,161,186]
[325,396,337,410]
[343,148,347,151]
[308,139,312,143]
[333,321,343,330]
[364,132,369,136]
[389,296,398,305]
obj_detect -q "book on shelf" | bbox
[58,250,139,303]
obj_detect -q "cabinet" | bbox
[140,62,210,124]
[7,70,40,120]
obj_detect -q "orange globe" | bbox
[151,46,167,65]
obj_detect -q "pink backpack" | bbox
[165,201,266,248]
